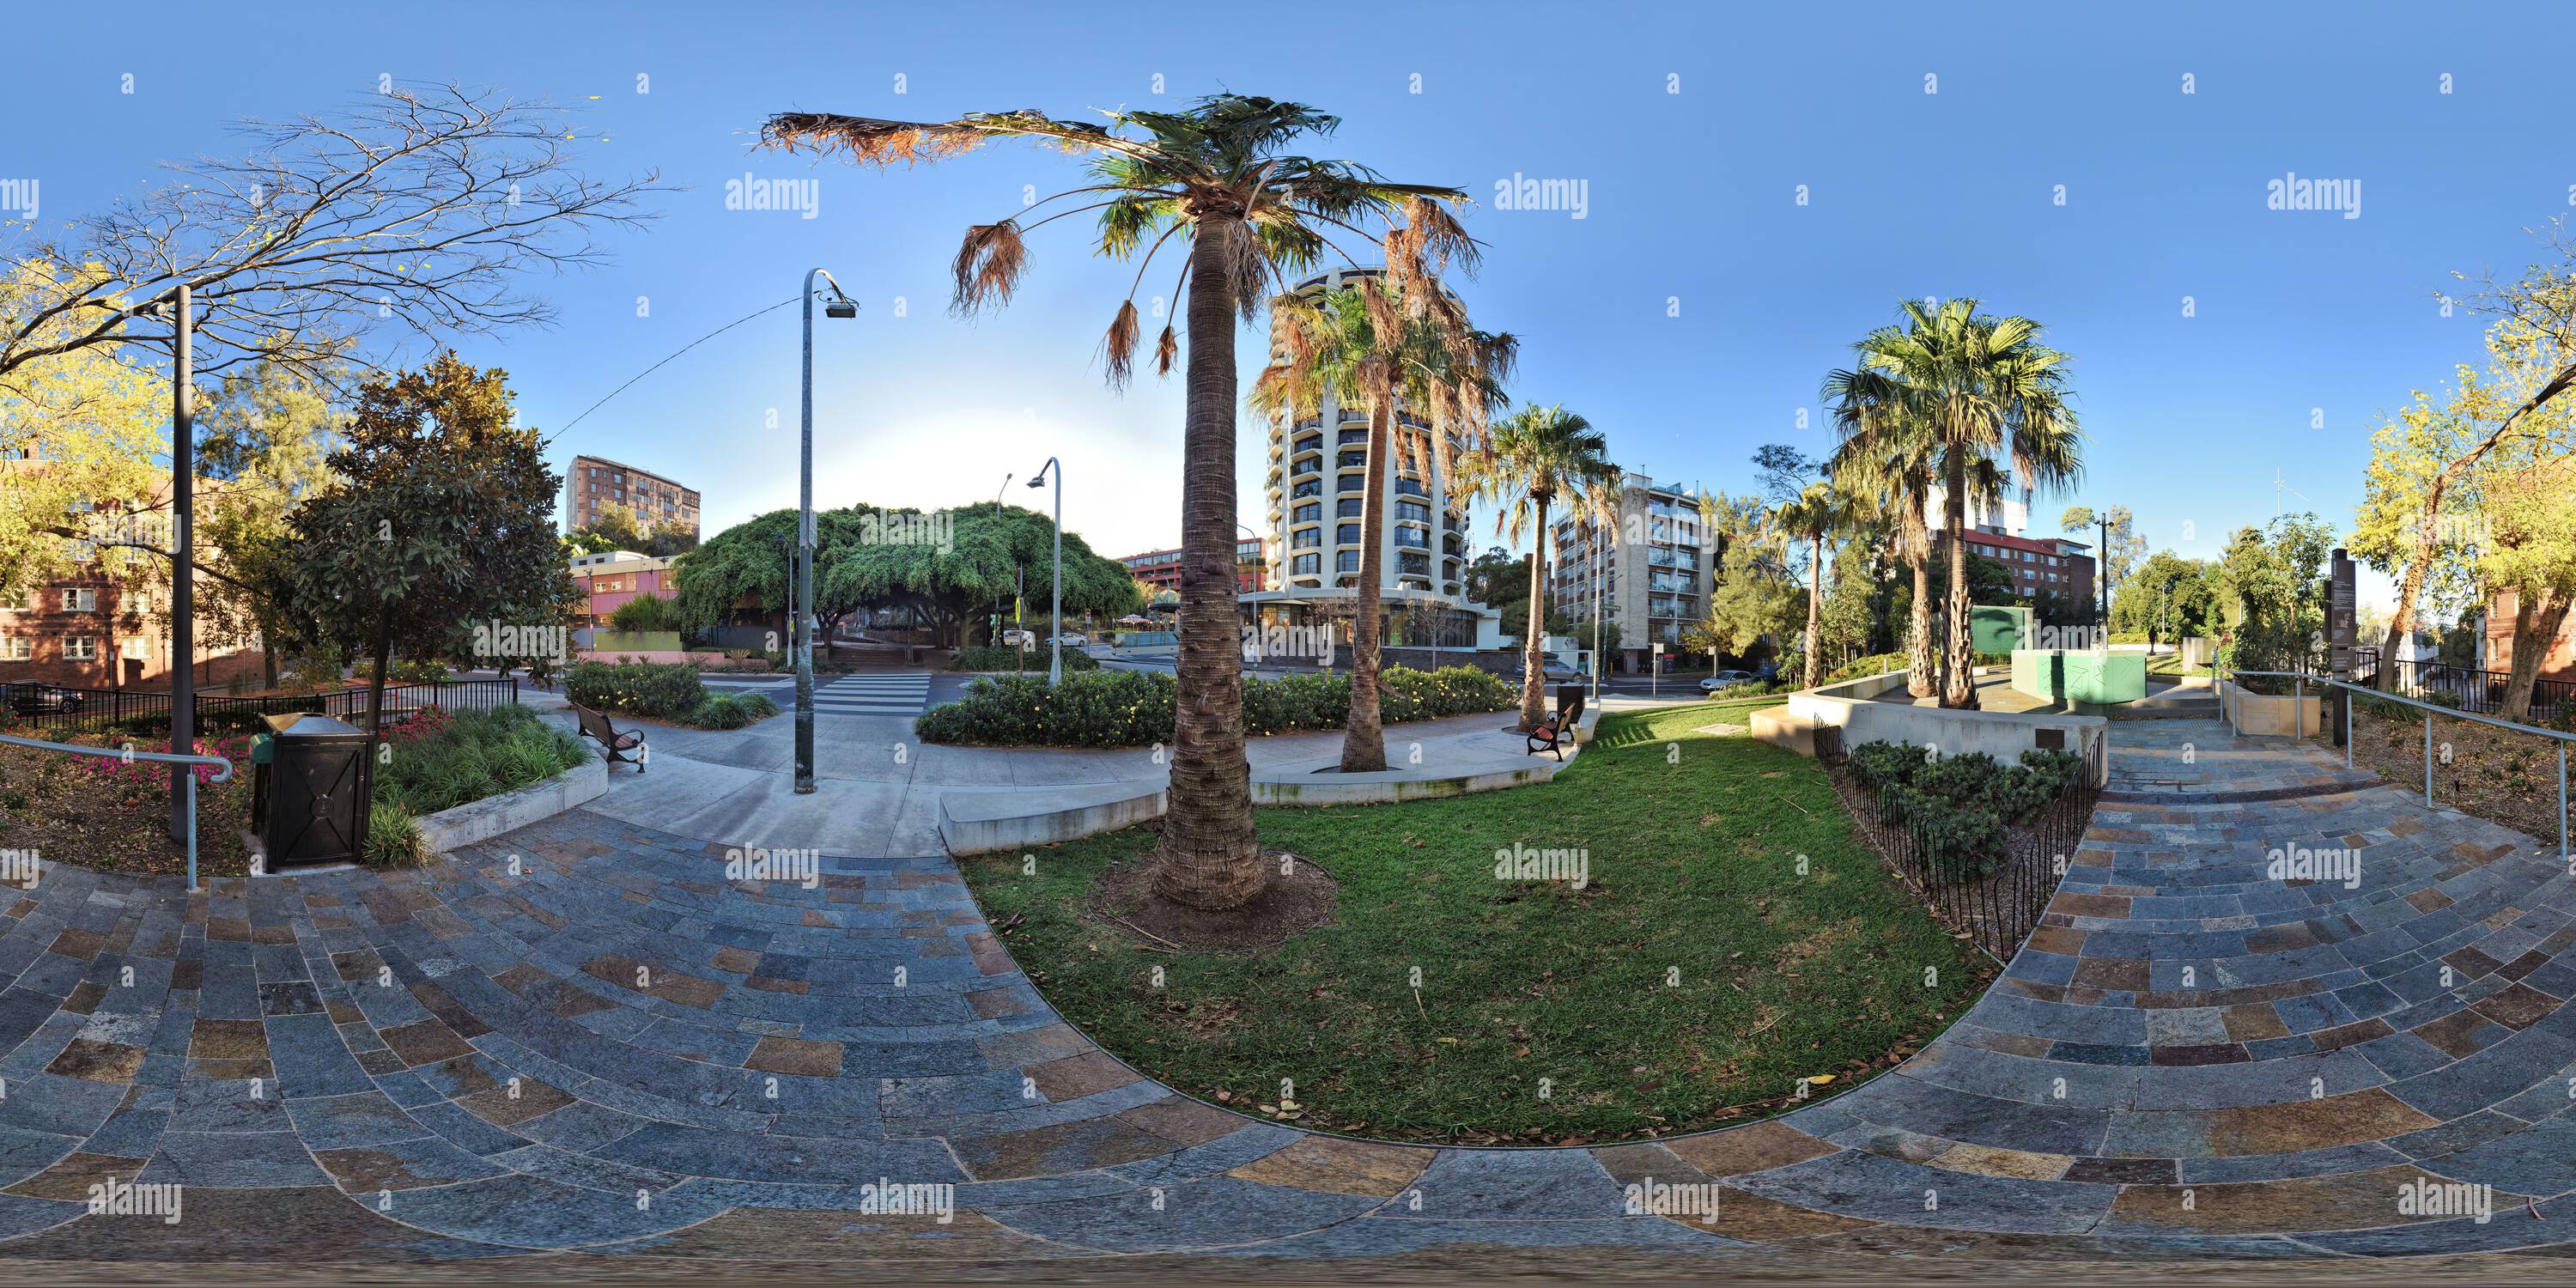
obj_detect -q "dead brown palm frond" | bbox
[1388,196,1481,283]
[951,221,1028,316]
[1101,299,1141,390]
[759,112,989,167]
[1224,222,1269,321]
[1153,324,1180,377]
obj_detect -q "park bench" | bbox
[572,702,648,773]
[1525,689,1586,761]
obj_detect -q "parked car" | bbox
[999,628,1035,647]
[1048,632,1089,647]
[1510,660,1585,683]
[1,683,85,715]
[1698,669,1757,694]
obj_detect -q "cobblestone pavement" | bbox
[0,718,2567,1276]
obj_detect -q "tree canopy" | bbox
[674,501,1141,646]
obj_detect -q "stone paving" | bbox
[0,716,2567,1273]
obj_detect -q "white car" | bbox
[1698,669,1757,694]
[999,628,1035,646]
[1048,631,1089,647]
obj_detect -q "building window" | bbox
[1395,501,1431,526]
[64,636,97,661]
[1291,531,1321,550]
[1336,497,1364,518]
[1335,551,1361,574]
[1291,554,1320,575]
[1291,502,1320,524]
[0,637,29,660]
[127,636,149,659]
[1336,524,1361,544]
[62,588,98,612]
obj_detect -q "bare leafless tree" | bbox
[0,82,665,386]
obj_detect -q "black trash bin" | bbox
[1558,682,1583,714]
[259,713,369,867]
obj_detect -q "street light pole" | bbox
[1029,459,1062,684]
[166,284,196,841]
[797,268,858,795]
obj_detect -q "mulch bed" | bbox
[2347,705,2572,846]
[0,737,253,879]
[1084,848,1336,955]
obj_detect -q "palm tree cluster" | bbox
[763,94,1599,912]
[1822,299,2083,708]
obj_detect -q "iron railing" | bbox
[2224,665,2570,865]
[1831,765,2100,963]
[2365,657,2574,721]
[0,731,234,890]
[3,678,519,736]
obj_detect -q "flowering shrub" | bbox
[76,735,249,790]
[916,665,1516,748]
[565,661,708,720]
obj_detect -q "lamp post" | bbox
[135,284,198,842]
[797,268,858,795]
[1028,459,1062,684]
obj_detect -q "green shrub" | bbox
[1914,793,2009,883]
[1846,740,2083,873]
[1847,740,1928,793]
[608,592,683,633]
[371,706,586,816]
[916,665,1515,748]
[363,803,431,867]
[946,645,1100,673]
[566,661,707,720]
[685,691,780,730]
[1826,653,1912,684]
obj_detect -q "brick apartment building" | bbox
[0,495,266,690]
[1120,538,1267,595]
[566,455,702,539]
[1944,526,2096,613]
[2485,586,2576,682]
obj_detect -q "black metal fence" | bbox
[1830,769,2100,962]
[2,678,519,737]
[2370,657,2573,722]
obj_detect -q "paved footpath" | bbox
[0,717,2570,1278]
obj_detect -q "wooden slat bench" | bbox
[1526,689,1586,761]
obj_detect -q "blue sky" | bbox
[9,0,2569,611]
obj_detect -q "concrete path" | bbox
[0,715,2563,1274]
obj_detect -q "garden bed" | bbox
[957,699,1990,1145]
[0,733,255,879]
[2342,702,2572,846]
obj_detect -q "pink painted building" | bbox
[569,550,677,627]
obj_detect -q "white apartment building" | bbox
[1549,471,1716,672]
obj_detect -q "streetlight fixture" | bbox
[796,268,857,795]
[1027,459,1062,684]
[131,286,197,841]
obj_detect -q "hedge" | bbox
[916,665,1517,748]
[565,661,780,729]
[947,645,1101,673]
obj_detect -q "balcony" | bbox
[1393,532,1428,550]
[1394,479,1428,499]
[1294,416,1324,432]
[1291,434,1323,457]
[1290,482,1323,500]
[1338,428,1369,446]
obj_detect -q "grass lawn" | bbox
[960,696,1994,1145]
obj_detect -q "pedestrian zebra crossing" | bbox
[811,671,932,717]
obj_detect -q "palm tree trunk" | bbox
[1942,453,1977,709]
[2500,585,2572,721]
[1340,398,1390,772]
[1521,496,1551,732]
[1907,554,1935,697]
[1152,218,1264,911]
[1805,529,1824,687]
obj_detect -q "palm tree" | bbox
[1826,375,1940,696]
[1825,301,2080,708]
[1770,478,1863,687]
[1251,276,1514,772]
[762,97,1475,911]
[1455,404,1616,731]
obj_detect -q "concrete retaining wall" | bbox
[1765,670,2111,787]
[417,757,609,854]
[2219,679,2324,737]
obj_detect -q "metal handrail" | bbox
[0,731,235,891]
[2221,663,2568,864]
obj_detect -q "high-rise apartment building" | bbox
[1549,472,1716,672]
